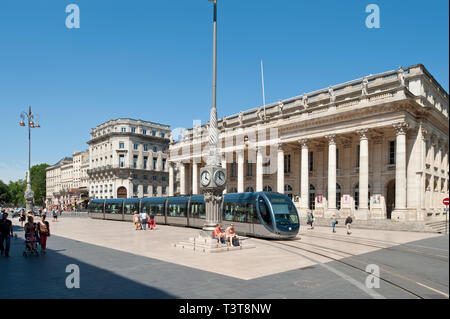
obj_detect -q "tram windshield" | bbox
[266,194,299,225]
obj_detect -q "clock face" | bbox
[201,170,211,186]
[214,170,226,186]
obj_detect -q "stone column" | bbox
[256,146,263,192]
[168,162,174,196]
[277,143,284,194]
[430,136,437,210]
[392,122,408,218]
[435,139,443,210]
[419,126,428,210]
[192,160,198,195]
[237,149,245,193]
[179,162,186,195]
[221,155,227,194]
[299,139,309,212]
[357,129,369,219]
[326,134,337,216]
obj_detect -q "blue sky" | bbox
[0,0,448,183]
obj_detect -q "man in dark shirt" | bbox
[0,212,13,257]
[345,215,353,235]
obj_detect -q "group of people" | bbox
[213,223,239,246]
[133,211,156,231]
[331,215,353,234]
[306,211,353,235]
[0,210,51,258]
[24,214,50,254]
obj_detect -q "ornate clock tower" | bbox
[199,0,226,238]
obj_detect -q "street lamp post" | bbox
[20,106,40,212]
[199,0,227,238]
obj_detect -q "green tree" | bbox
[0,180,11,205]
[8,179,26,207]
[30,163,49,206]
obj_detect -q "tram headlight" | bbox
[289,227,292,230]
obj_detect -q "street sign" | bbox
[443,198,449,206]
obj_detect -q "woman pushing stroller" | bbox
[24,215,39,255]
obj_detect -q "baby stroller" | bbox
[23,234,40,257]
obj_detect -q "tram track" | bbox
[298,231,449,262]
[291,239,449,289]
[254,238,449,299]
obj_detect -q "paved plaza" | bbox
[1,215,448,299]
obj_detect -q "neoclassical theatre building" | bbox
[168,64,449,221]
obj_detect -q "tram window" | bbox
[142,204,164,216]
[105,203,122,214]
[247,203,260,224]
[169,204,186,217]
[155,204,164,216]
[258,197,272,226]
[190,203,206,219]
[89,203,103,214]
[223,202,256,223]
[234,203,249,223]
[223,203,235,222]
[124,203,139,215]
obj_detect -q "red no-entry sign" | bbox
[444,198,449,206]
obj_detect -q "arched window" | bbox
[309,184,315,210]
[336,183,342,210]
[354,183,371,210]
[229,187,238,193]
[284,185,293,199]
[245,186,254,193]
[263,185,273,192]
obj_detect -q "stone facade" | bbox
[168,64,449,221]
[87,118,171,199]
[45,150,89,207]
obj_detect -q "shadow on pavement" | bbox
[1,224,176,299]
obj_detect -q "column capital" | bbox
[356,128,369,140]
[298,138,309,149]
[276,142,284,152]
[419,125,428,140]
[325,134,336,145]
[430,134,437,146]
[393,122,409,136]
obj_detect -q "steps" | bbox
[174,236,256,253]
[425,220,450,234]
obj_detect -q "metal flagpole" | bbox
[261,60,266,119]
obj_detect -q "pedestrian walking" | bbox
[0,212,13,258]
[24,215,38,253]
[133,211,141,230]
[345,215,353,235]
[52,210,58,222]
[306,212,314,230]
[331,214,338,233]
[37,215,50,254]
[148,211,156,230]
[140,211,148,230]
[20,211,26,227]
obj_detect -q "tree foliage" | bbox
[30,163,50,206]
[8,179,26,206]
[0,163,49,207]
[0,180,11,204]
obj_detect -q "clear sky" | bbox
[0,0,448,183]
